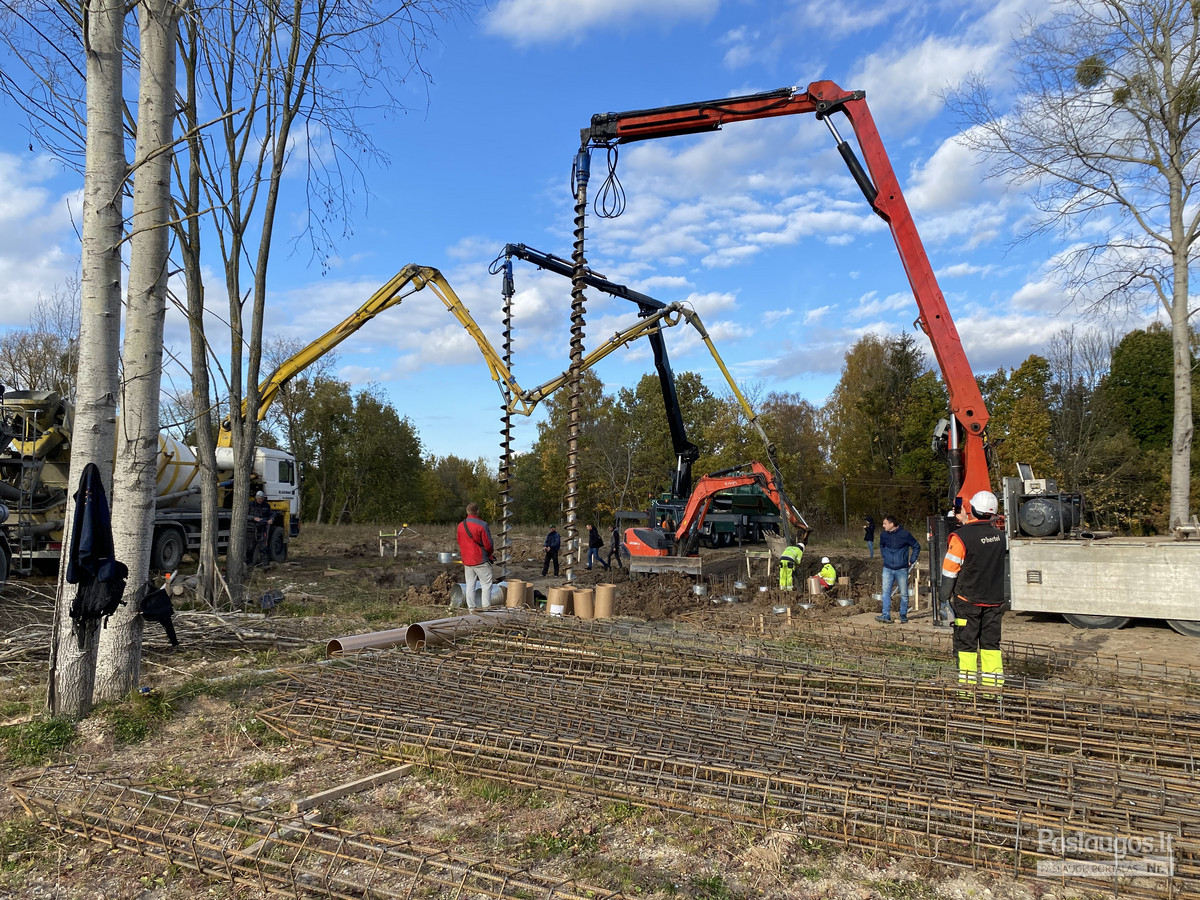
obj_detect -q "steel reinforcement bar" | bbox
[260,689,1199,899]
[9,768,628,900]
[267,661,1200,828]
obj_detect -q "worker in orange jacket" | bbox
[938,490,1006,688]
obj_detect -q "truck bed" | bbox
[1009,535,1200,620]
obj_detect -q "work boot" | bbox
[874,614,892,623]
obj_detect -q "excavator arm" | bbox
[582,81,992,505]
[220,264,705,446]
[501,243,784,496]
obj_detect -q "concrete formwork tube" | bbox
[405,607,527,650]
[326,627,409,657]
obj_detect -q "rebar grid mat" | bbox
[9,768,628,900]
[259,626,1199,897]
[547,614,1200,692]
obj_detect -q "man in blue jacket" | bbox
[876,514,921,624]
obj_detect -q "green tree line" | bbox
[3,310,1193,532]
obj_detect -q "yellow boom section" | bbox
[221,265,759,446]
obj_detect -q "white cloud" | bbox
[486,0,719,45]
[803,305,831,324]
[0,152,81,328]
[938,261,995,279]
[848,290,911,321]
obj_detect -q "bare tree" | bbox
[95,0,183,701]
[952,0,1199,527]
[0,279,82,399]
[46,0,127,718]
[174,0,468,600]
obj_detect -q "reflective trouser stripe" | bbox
[954,618,967,627]
[979,649,1004,684]
[957,651,978,683]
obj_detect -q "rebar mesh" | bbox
[10,768,627,900]
[262,619,1199,898]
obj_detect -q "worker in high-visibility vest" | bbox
[779,543,804,590]
[818,557,837,589]
[939,490,1006,689]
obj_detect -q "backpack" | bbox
[69,558,129,646]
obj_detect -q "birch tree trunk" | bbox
[95,0,182,700]
[47,0,127,718]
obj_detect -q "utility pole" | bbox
[842,475,848,529]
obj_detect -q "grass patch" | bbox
[0,816,46,872]
[244,759,290,782]
[0,718,75,766]
[105,690,173,744]
[242,715,290,747]
[465,777,513,805]
[520,825,600,861]
[145,764,216,794]
[690,872,741,900]
[874,877,935,900]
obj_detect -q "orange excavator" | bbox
[625,462,807,571]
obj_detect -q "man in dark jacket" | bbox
[542,525,561,577]
[606,522,624,569]
[863,516,875,558]
[249,491,273,569]
[586,524,609,570]
[875,514,920,624]
[456,503,495,609]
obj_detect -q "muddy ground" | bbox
[0,523,1195,900]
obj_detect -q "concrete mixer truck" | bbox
[0,388,298,585]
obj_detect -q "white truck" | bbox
[1000,470,1200,637]
[0,389,299,586]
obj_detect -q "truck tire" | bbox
[1167,619,1200,638]
[0,543,8,591]
[707,532,720,549]
[268,525,287,563]
[1062,613,1130,630]
[150,527,186,573]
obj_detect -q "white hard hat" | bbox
[970,490,998,516]
[821,557,830,564]
[255,491,265,499]
[796,542,805,550]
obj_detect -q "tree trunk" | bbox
[95,0,182,700]
[47,0,127,718]
[1170,259,1194,528]
[176,11,222,609]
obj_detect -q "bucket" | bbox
[807,576,822,596]
[450,581,508,610]
[547,586,571,617]
[594,583,615,618]
[438,552,454,564]
[692,584,708,597]
[506,579,526,608]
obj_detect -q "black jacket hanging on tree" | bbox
[65,463,128,647]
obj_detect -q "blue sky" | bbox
[0,0,1155,463]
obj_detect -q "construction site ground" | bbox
[1,523,1197,900]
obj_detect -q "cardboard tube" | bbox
[326,627,409,657]
[506,579,526,608]
[594,583,615,618]
[547,586,571,617]
[405,608,526,650]
[524,583,534,607]
[573,588,594,620]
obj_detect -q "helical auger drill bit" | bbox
[565,149,592,581]
[497,256,515,579]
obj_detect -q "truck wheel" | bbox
[268,525,287,563]
[0,544,9,591]
[1167,619,1200,638]
[707,533,720,549]
[151,527,185,573]
[1062,613,1130,630]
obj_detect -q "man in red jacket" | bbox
[456,502,495,610]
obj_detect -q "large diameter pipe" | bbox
[405,608,527,650]
[326,627,410,657]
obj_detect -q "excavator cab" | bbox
[625,526,670,557]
